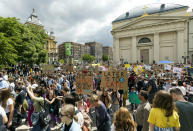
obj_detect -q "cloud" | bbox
[0,0,192,47]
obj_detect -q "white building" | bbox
[112,3,193,64]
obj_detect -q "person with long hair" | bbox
[0,89,14,131]
[45,89,59,126]
[148,90,180,131]
[112,107,136,131]
[27,86,50,131]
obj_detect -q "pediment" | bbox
[113,16,186,31]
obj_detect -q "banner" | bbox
[65,42,71,56]
[76,70,94,94]
[101,70,128,90]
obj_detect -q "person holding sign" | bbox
[100,89,112,115]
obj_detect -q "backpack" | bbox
[0,115,7,131]
[38,99,51,128]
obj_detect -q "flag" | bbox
[65,42,71,56]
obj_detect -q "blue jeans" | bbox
[97,119,111,131]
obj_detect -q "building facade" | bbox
[103,46,113,61]
[85,42,103,62]
[112,3,193,64]
[26,9,58,64]
[58,42,91,61]
[46,32,58,64]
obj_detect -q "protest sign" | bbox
[76,70,94,94]
[101,69,128,90]
[173,67,182,74]
[124,64,130,68]
[164,64,171,70]
[144,65,151,71]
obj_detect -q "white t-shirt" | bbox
[75,107,84,127]
[0,105,6,117]
[1,98,14,113]
[0,80,9,89]
[3,75,8,81]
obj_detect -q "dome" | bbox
[113,3,188,23]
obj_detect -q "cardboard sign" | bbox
[101,70,128,90]
[41,65,55,73]
[76,70,94,94]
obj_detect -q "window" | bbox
[138,37,151,44]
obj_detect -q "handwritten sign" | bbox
[164,64,171,70]
[76,70,94,94]
[173,67,182,74]
[101,70,128,90]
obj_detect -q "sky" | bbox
[0,0,193,46]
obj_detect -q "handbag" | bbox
[0,115,7,131]
[38,98,51,128]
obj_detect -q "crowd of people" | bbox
[0,64,193,131]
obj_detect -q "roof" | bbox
[26,8,43,26]
[113,3,188,23]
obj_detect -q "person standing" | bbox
[27,86,50,131]
[112,107,136,131]
[170,88,193,131]
[61,104,82,131]
[147,72,157,104]
[148,90,180,131]
[0,89,14,131]
[134,90,151,131]
[90,94,111,131]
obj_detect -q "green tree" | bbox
[0,33,17,68]
[24,24,48,65]
[82,54,95,63]
[0,16,48,68]
[102,54,108,62]
[0,17,22,68]
[59,59,64,64]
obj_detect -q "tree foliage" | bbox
[82,54,95,63]
[102,54,108,62]
[0,16,48,68]
[59,59,64,64]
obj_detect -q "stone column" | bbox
[154,32,159,63]
[177,30,184,63]
[113,37,120,64]
[132,36,137,63]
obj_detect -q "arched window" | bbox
[138,37,151,44]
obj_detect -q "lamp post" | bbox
[182,56,189,64]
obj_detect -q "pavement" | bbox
[16,100,130,131]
